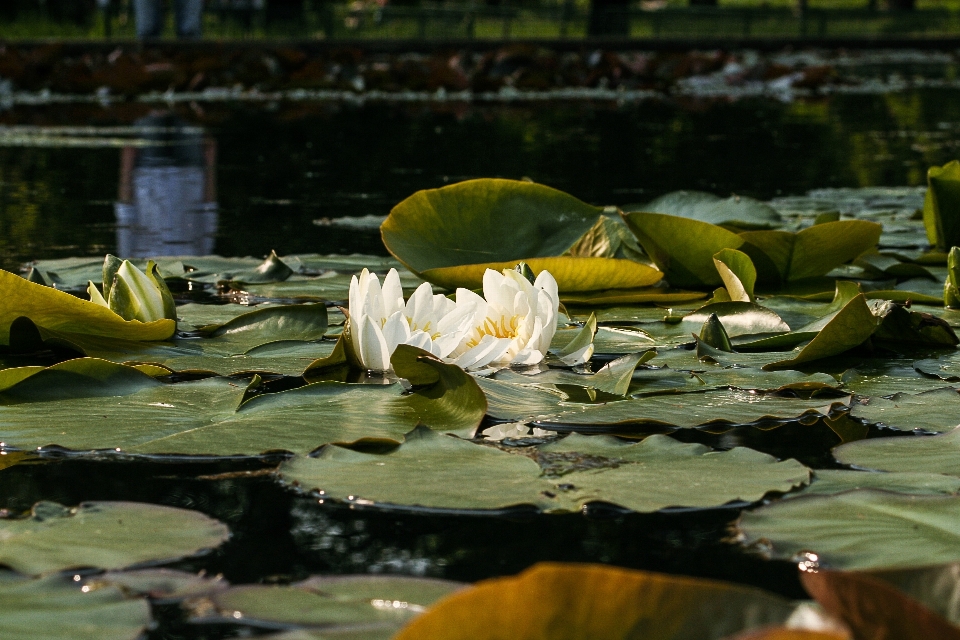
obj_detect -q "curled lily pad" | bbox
[620,212,745,288]
[0,571,151,640]
[0,501,229,576]
[684,302,790,338]
[421,257,663,294]
[737,489,960,570]
[394,562,796,640]
[714,248,757,302]
[0,269,174,344]
[924,160,960,252]
[222,250,295,285]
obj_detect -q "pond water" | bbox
[2,87,959,272]
[2,80,960,638]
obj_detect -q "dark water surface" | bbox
[1,88,958,637]
[2,88,959,270]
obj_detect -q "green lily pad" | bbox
[833,425,960,474]
[541,434,810,511]
[494,352,654,397]
[421,257,663,294]
[559,289,707,306]
[620,212,745,288]
[279,426,564,512]
[627,190,783,229]
[841,365,957,397]
[533,391,847,431]
[683,302,790,338]
[850,389,960,433]
[192,575,464,632]
[739,220,881,283]
[0,269,174,344]
[915,353,960,381]
[713,248,757,302]
[795,469,960,497]
[474,376,569,423]
[0,571,151,640]
[92,569,228,603]
[0,351,484,456]
[381,179,600,276]
[736,489,960,570]
[0,501,228,576]
[924,160,960,252]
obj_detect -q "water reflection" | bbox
[116,112,218,258]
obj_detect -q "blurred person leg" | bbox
[175,0,204,38]
[133,0,164,38]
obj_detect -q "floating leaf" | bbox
[542,434,810,512]
[739,221,882,283]
[869,300,958,347]
[421,257,663,293]
[620,212,745,287]
[684,302,790,338]
[92,569,228,604]
[0,269,174,344]
[0,501,228,576]
[222,250,295,285]
[795,469,960,497]
[382,179,601,274]
[763,294,878,371]
[394,562,796,640]
[924,160,960,252]
[714,248,757,302]
[0,571,151,640]
[833,424,960,473]
[279,426,564,512]
[628,190,783,229]
[555,312,596,366]
[494,351,654,398]
[191,575,463,633]
[559,288,707,306]
[0,355,482,456]
[850,389,960,433]
[737,489,960,570]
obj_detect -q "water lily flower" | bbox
[347,268,474,371]
[87,255,177,323]
[446,267,559,370]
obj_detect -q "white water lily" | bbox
[347,268,474,371]
[87,256,176,323]
[447,267,560,370]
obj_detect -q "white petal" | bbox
[381,311,411,356]
[356,315,392,371]
[452,334,513,370]
[382,269,404,317]
[511,347,545,366]
[534,269,559,303]
[406,331,439,355]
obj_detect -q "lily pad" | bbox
[0,269,174,344]
[739,220,882,284]
[0,571,151,640]
[795,469,960,497]
[737,489,960,570]
[421,256,662,294]
[279,426,564,512]
[381,179,601,275]
[542,434,810,511]
[0,352,484,456]
[924,160,960,252]
[684,302,790,338]
[192,575,464,632]
[0,501,229,576]
[620,212,745,287]
[628,190,783,229]
[833,425,960,474]
[534,391,846,432]
[394,562,796,640]
[850,389,960,433]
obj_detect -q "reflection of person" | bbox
[116,112,218,258]
[133,0,204,39]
